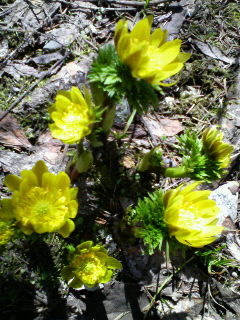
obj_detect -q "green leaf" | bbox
[176,130,226,182]
[127,189,168,255]
[68,277,83,289]
[105,257,122,270]
[61,266,74,282]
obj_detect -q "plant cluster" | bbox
[0,15,234,290]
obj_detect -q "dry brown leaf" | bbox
[37,130,64,164]
[0,130,66,175]
[0,113,32,150]
[142,115,184,137]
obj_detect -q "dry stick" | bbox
[56,0,171,5]
[105,0,171,6]
[71,5,137,11]
[143,255,195,319]
[0,51,70,123]
[0,27,71,54]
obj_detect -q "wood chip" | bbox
[0,112,32,150]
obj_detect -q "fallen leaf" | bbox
[193,40,236,64]
[2,62,43,80]
[142,115,184,137]
[0,113,32,150]
[28,52,63,65]
[0,131,66,175]
[37,130,64,164]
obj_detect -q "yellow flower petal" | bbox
[58,219,75,238]
[55,172,71,190]
[105,256,123,269]
[68,200,78,218]
[150,28,168,47]
[114,16,190,85]
[62,241,122,288]
[42,172,57,191]
[130,16,153,42]
[1,161,78,237]
[0,198,15,221]
[4,174,22,192]
[48,87,94,144]
[164,182,222,248]
[20,170,38,187]
[32,160,48,186]
[202,127,233,168]
[76,241,94,252]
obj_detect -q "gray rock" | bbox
[3,0,60,31]
[0,131,66,175]
[42,24,79,52]
[114,99,131,128]
[1,62,43,80]
[102,282,149,320]
[13,59,92,120]
[0,38,9,58]
[226,233,240,262]
[164,0,191,40]
[210,182,240,262]
[28,52,64,65]
[210,181,239,225]
[220,66,240,150]
[43,41,63,52]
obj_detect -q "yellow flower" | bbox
[114,16,190,85]
[0,161,78,237]
[49,86,94,144]
[163,182,223,247]
[202,127,234,168]
[0,220,15,246]
[62,241,122,288]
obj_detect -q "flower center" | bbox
[32,201,50,217]
[179,205,206,231]
[63,103,84,124]
[75,253,105,285]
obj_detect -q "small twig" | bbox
[82,38,98,51]
[143,255,195,318]
[0,51,70,122]
[55,0,171,6]
[72,6,137,11]
[23,0,41,24]
[0,27,64,45]
[207,283,227,311]
[105,0,171,6]
[113,311,131,320]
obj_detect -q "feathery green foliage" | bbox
[176,131,224,181]
[128,189,167,254]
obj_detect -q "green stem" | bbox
[161,166,190,178]
[143,255,195,318]
[77,141,83,156]
[123,108,137,135]
[102,104,116,133]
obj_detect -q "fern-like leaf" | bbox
[128,189,168,254]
